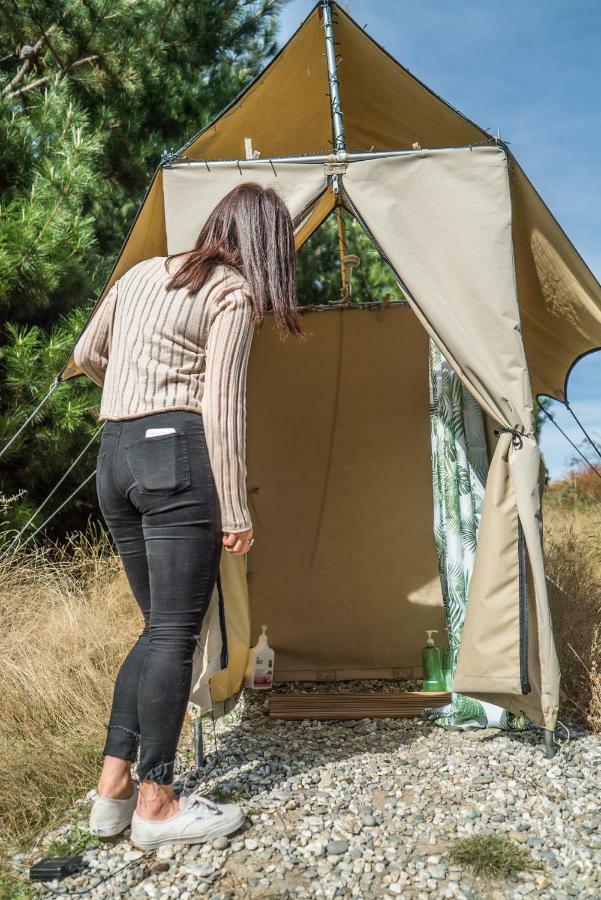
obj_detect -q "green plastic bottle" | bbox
[421,630,445,692]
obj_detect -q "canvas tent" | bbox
[61,1,601,735]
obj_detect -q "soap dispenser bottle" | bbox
[244,625,275,690]
[421,629,445,692]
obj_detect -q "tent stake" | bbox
[193,718,205,769]
[543,729,558,759]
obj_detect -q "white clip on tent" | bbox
[60,1,601,737]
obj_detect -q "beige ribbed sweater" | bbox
[73,257,255,532]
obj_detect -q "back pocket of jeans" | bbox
[125,431,191,494]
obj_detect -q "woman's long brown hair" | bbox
[165,182,303,338]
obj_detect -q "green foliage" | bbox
[0,81,102,320]
[0,875,33,900]
[44,825,104,858]
[0,0,283,536]
[296,210,405,306]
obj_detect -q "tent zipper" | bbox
[216,570,229,670]
[517,518,531,695]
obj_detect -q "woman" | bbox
[72,182,301,849]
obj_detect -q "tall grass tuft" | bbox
[450,833,535,879]
[0,528,138,859]
[544,494,601,733]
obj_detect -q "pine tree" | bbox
[0,1,283,537]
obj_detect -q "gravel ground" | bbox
[15,682,601,899]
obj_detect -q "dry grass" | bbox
[543,489,601,733]
[0,527,138,861]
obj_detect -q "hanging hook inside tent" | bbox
[341,254,360,300]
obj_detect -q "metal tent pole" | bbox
[166,144,500,168]
[320,0,351,297]
[320,0,346,157]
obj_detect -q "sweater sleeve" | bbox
[203,281,255,533]
[72,283,119,387]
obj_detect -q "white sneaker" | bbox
[89,784,139,837]
[130,794,245,850]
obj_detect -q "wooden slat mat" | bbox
[267,691,451,720]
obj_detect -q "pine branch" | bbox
[7,54,100,98]
[1,32,47,96]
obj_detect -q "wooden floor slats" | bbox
[266,691,451,720]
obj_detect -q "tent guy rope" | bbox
[1,424,104,558]
[18,470,97,551]
[0,379,59,460]
[565,399,601,461]
[537,401,601,480]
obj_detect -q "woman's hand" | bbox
[222,528,254,555]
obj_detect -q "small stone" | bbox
[510,831,528,844]
[212,836,229,850]
[327,840,349,855]
[360,814,377,827]
[244,838,259,851]
[156,845,175,861]
[430,864,447,879]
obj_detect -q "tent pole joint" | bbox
[161,147,180,169]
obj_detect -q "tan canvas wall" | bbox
[181,7,331,160]
[162,162,329,255]
[245,305,445,681]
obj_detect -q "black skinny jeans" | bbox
[96,410,223,784]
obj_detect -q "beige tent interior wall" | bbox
[245,304,446,681]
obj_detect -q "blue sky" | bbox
[277,0,601,480]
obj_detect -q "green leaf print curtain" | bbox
[426,340,527,731]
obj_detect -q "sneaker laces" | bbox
[184,793,222,818]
